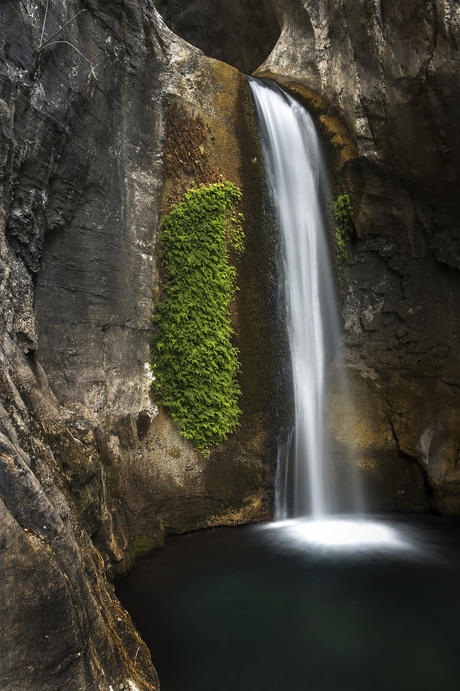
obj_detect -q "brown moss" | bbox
[154,64,279,525]
[254,70,359,167]
[161,103,222,211]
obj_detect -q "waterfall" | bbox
[248,77,342,520]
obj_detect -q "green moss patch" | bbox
[151,182,244,452]
[334,193,353,281]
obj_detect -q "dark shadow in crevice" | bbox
[154,0,281,74]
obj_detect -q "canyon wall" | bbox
[156,0,460,513]
[1,0,460,689]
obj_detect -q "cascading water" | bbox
[248,77,342,521]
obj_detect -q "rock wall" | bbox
[145,0,460,514]
[153,0,281,73]
[0,1,278,688]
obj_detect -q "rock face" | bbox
[1,0,460,688]
[0,1,278,688]
[153,0,281,73]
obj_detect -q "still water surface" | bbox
[116,515,460,691]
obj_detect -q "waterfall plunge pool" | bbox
[116,514,460,691]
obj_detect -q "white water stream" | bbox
[248,78,412,552]
[248,77,341,520]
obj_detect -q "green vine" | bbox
[150,182,244,453]
[333,194,353,278]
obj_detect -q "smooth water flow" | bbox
[248,77,341,520]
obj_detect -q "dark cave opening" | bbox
[154,0,282,74]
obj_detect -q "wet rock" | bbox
[1,0,460,687]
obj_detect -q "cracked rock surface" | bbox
[1,0,276,688]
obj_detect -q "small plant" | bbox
[333,194,353,278]
[150,182,244,453]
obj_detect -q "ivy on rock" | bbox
[151,182,244,452]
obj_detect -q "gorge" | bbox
[1,1,460,690]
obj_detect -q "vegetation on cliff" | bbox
[151,182,244,452]
[333,194,353,279]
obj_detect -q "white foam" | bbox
[263,518,412,552]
